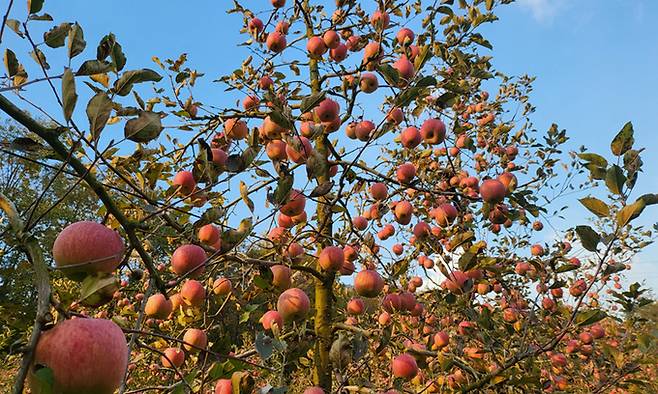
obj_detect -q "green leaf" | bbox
[171,384,186,394]
[415,76,437,88]
[458,251,476,271]
[616,199,646,227]
[449,231,474,251]
[97,33,127,71]
[471,33,493,49]
[378,64,400,86]
[639,193,658,206]
[76,60,112,76]
[272,174,294,206]
[603,262,626,276]
[395,87,422,107]
[254,332,273,360]
[28,0,44,14]
[207,362,225,379]
[578,197,609,218]
[239,181,254,212]
[299,91,326,113]
[32,366,54,394]
[605,165,625,195]
[9,137,45,153]
[111,41,126,72]
[3,49,19,77]
[61,68,77,121]
[5,19,24,37]
[575,225,600,252]
[435,91,457,108]
[29,48,49,69]
[585,163,606,180]
[555,264,579,273]
[124,111,163,143]
[29,13,53,21]
[67,23,86,59]
[413,45,432,71]
[86,92,113,141]
[610,121,634,156]
[113,69,162,96]
[577,152,608,167]
[79,273,118,307]
[437,6,453,15]
[576,309,606,327]
[44,23,71,48]
[309,181,333,197]
[268,110,292,130]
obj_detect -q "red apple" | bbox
[29,318,128,394]
[347,297,366,315]
[280,189,306,216]
[396,28,415,45]
[355,120,375,141]
[260,310,284,331]
[400,127,422,148]
[171,244,206,278]
[393,56,415,81]
[318,246,345,271]
[266,140,288,161]
[360,73,378,93]
[392,353,418,380]
[181,279,206,307]
[173,170,197,195]
[224,118,249,140]
[215,379,232,394]
[479,179,507,203]
[394,200,413,225]
[315,98,340,122]
[52,221,125,280]
[145,293,173,319]
[323,30,340,49]
[371,10,390,29]
[396,163,416,183]
[198,224,220,245]
[354,269,384,297]
[212,277,232,296]
[161,347,185,368]
[271,264,292,289]
[420,118,446,144]
[183,328,207,352]
[277,288,311,320]
[286,136,313,163]
[307,36,327,56]
[330,43,348,62]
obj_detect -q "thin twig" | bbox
[0,0,14,46]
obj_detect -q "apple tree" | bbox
[1,0,657,393]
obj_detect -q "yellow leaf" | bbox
[91,73,109,87]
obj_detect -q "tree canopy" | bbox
[0,0,657,393]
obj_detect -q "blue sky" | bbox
[2,0,657,294]
[484,0,658,294]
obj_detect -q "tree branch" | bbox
[0,93,168,294]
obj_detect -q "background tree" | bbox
[0,120,98,352]
[0,0,657,393]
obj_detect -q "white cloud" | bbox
[517,0,568,23]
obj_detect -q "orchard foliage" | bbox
[0,0,657,393]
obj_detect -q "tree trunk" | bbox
[303,2,334,389]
